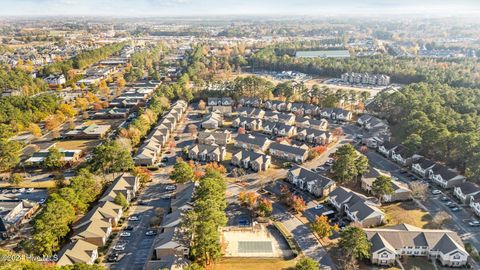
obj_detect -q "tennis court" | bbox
[238,241,273,253]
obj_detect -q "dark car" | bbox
[174,136,180,141]
[124,226,134,231]
[161,157,169,162]
[107,253,120,262]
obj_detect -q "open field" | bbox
[211,257,297,270]
[55,139,100,152]
[381,201,433,229]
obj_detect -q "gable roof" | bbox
[365,224,466,255]
[236,134,271,148]
[430,164,461,180]
[413,157,437,170]
[456,182,480,195]
[57,239,97,266]
[269,142,308,157]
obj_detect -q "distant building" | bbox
[64,124,111,140]
[295,50,350,58]
[341,72,390,86]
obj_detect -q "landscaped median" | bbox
[272,220,300,258]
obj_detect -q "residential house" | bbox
[268,142,309,163]
[365,224,469,267]
[170,182,195,212]
[201,112,223,129]
[197,131,231,146]
[273,123,297,137]
[303,104,320,116]
[238,97,262,107]
[358,115,388,131]
[56,240,98,266]
[470,193,480,217]
[290,103,305,115]
[428,164,466,189]
[64,124,111,139]
[188,144,226,162]
[453,182,480,204]
[71,218,112,246]
[264,100,291,111]
[328,187,385,227]
[295,117,328,131]
[377,141,397,158]
[235,134,272,152]
[276,113,296,125]
[209,106,232,115]
[287,166,336,197]
[262,120,277,134]
[411,157,436,178]
[237,107,265,119]
[44,74,66,86]
[134,139,162,166]
[92,108,130,119]
[231,150,271,172]
[361,167,412,202]
[296,128,334,145]
[153,227,189,261]
[390,145,419,166]
[207,97,233,106]
[333,108,353,121]
[232,116,262,131]
[99,173,139,203]
[263,111,279,122]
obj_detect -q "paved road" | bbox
[105,174,172,270]
[273,203,337,270]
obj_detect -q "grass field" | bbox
[381,201,433,228]
[211,257,297,270]
[55,139,100,152]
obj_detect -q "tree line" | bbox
[371,83,480,183]
[0,65,48,95]
[40,42,126,79]
[249,46,480,88]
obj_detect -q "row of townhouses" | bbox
[340,72,391,86]
[365,224,468,267]
[57,173,140,266]
[234,134,310,164]
[134,100,188,166]
[237,98,353,120]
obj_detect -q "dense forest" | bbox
[40,42,126,78]
[371,83,480,183]
[0,94,60,138]
[250,46,480,88]
[0,65,48,95]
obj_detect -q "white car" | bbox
[165,185,176,191]
[431,189,442,195]
[113,245,126,251]
[26,188,34,193]
[128,216,140,221]
[468,220,480,227]
[120,231,131,237]
[314,204,324,210]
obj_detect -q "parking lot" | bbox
[105,174,173,270]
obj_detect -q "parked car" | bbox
[128,215,140,221]
[174,136,180,141]
[431,189,442,195]
[468,220,480,227]
[113,245,126,251]
[124,226,134,231]
[314,204,324,210]
[161,157,169,163]
[448,204,458,209]
[120,231,131,237]
[145,230,157,236]
[440,196,449,201]
[107,253,120,262]
[165,185,176,191]
[451,207,460,212]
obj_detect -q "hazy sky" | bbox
[1,0,480,17]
